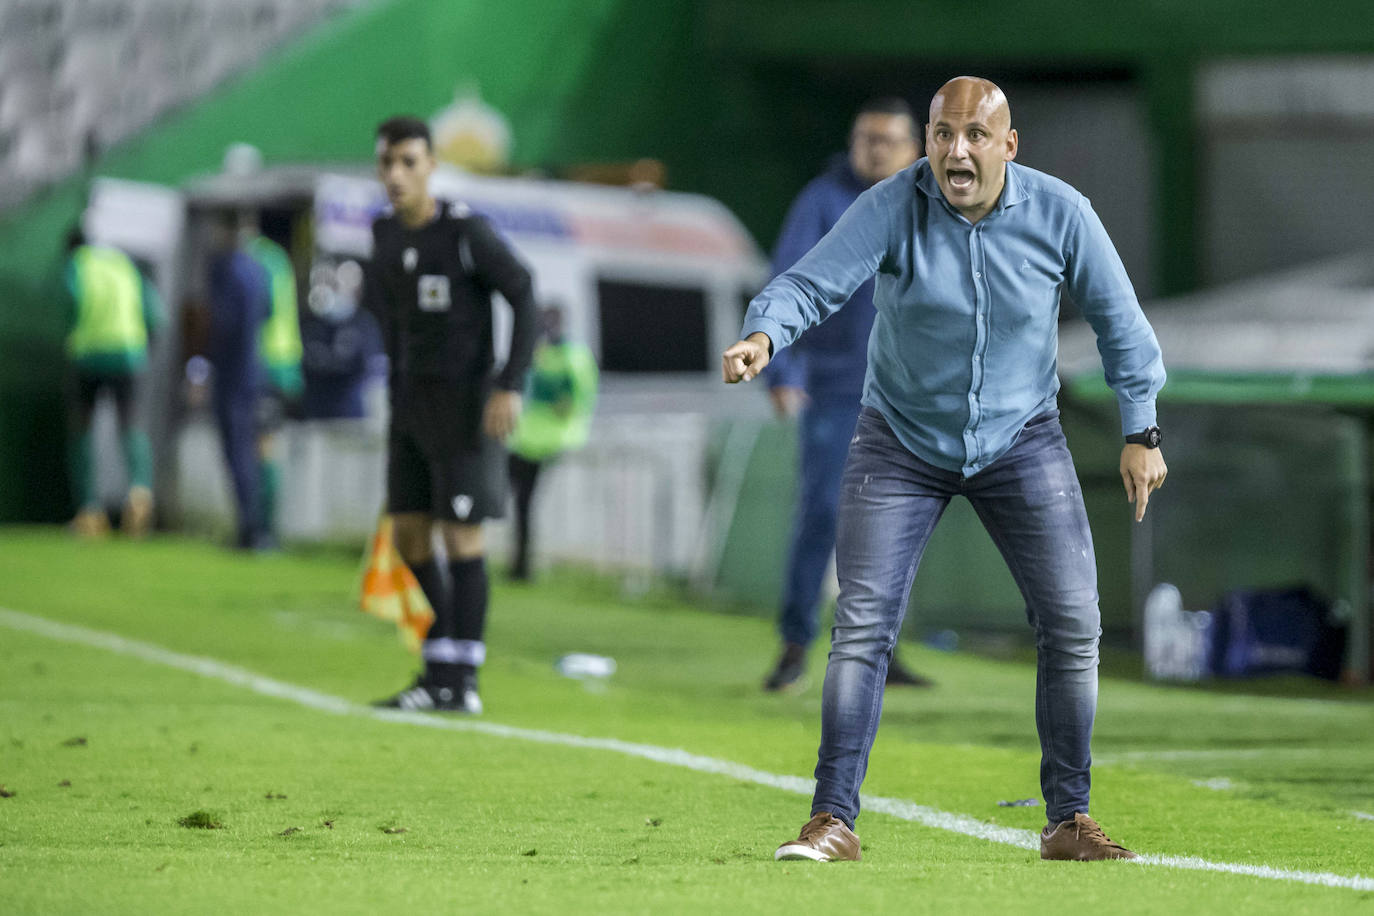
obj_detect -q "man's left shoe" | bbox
[1040,813,1138,860]
[774,812,862,861]
[885,657,934,688]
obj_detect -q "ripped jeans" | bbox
[812,406,1101,827]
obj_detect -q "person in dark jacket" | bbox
[206,210,272,551]
[300,258,384,420]
[763,98,929,692]
[367,116,537,714]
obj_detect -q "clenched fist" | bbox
[722,332,774,383]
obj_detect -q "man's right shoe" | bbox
[775,812,861,861]
[1040,813,1138,860]
[763,642,807,692]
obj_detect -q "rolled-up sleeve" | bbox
[1065,198,1166,434]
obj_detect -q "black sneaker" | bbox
[455,667,483,715]
[374,678,472,712]
[885,656,934,688]
[763,643,807,692]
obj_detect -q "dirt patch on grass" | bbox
[177,810,224,829]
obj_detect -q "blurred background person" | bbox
[245,226,304,546]
[206,210,273,551]
[762,98,929,692]
[505,303,599,582]
[300,258,385,421]
[62,225,163,538]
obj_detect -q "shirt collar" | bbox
[914,159,1028,217]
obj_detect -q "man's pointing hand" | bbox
[722,332,773,383]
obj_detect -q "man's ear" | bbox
[1004,128,1019,162]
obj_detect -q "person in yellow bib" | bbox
[62,227,163,537]
[246,231,304,546]
[505,305,598,581]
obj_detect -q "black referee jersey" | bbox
[365,201,537,394]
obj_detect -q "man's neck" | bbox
[398,196,438,229]
[958,171,1006,225]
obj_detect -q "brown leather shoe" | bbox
[775,812,861,862]
[1040,813,1138,860]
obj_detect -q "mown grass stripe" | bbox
[2,605,1370,892]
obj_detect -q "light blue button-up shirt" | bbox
[741,159,1165,477]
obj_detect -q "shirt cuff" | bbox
[739,316,786,356]
[1117,398,1157,437]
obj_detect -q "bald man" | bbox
[724,77,1166,862]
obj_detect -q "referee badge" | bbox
[417,275,452,312]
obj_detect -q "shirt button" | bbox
[975,271,982,278]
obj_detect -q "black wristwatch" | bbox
[1125,426,1162,448]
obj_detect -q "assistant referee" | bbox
[367,116,537,713]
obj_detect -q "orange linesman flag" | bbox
[358,516,434,653]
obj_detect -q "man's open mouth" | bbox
[947,168,975,191]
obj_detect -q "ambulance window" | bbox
[596,278,708,372]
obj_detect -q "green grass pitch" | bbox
[1,528,1372,914]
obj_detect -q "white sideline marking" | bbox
[1354,812,1374,822]
[2,606,1371,893]
[1097,748,1359,764]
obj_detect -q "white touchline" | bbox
[1096,748,1361,764]
[2,606,1371,893]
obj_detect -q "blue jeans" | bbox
[213,392,263,548]
[812,407,1100,826]
[778,397,862,647]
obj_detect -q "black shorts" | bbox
[386,379,507,523]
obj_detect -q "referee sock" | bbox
[413,559,453,683]
[449,557,489,660]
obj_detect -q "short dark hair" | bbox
[855,97,918,137]
[376,115,431,149]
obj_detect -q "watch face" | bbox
[1146,427,1162,447]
